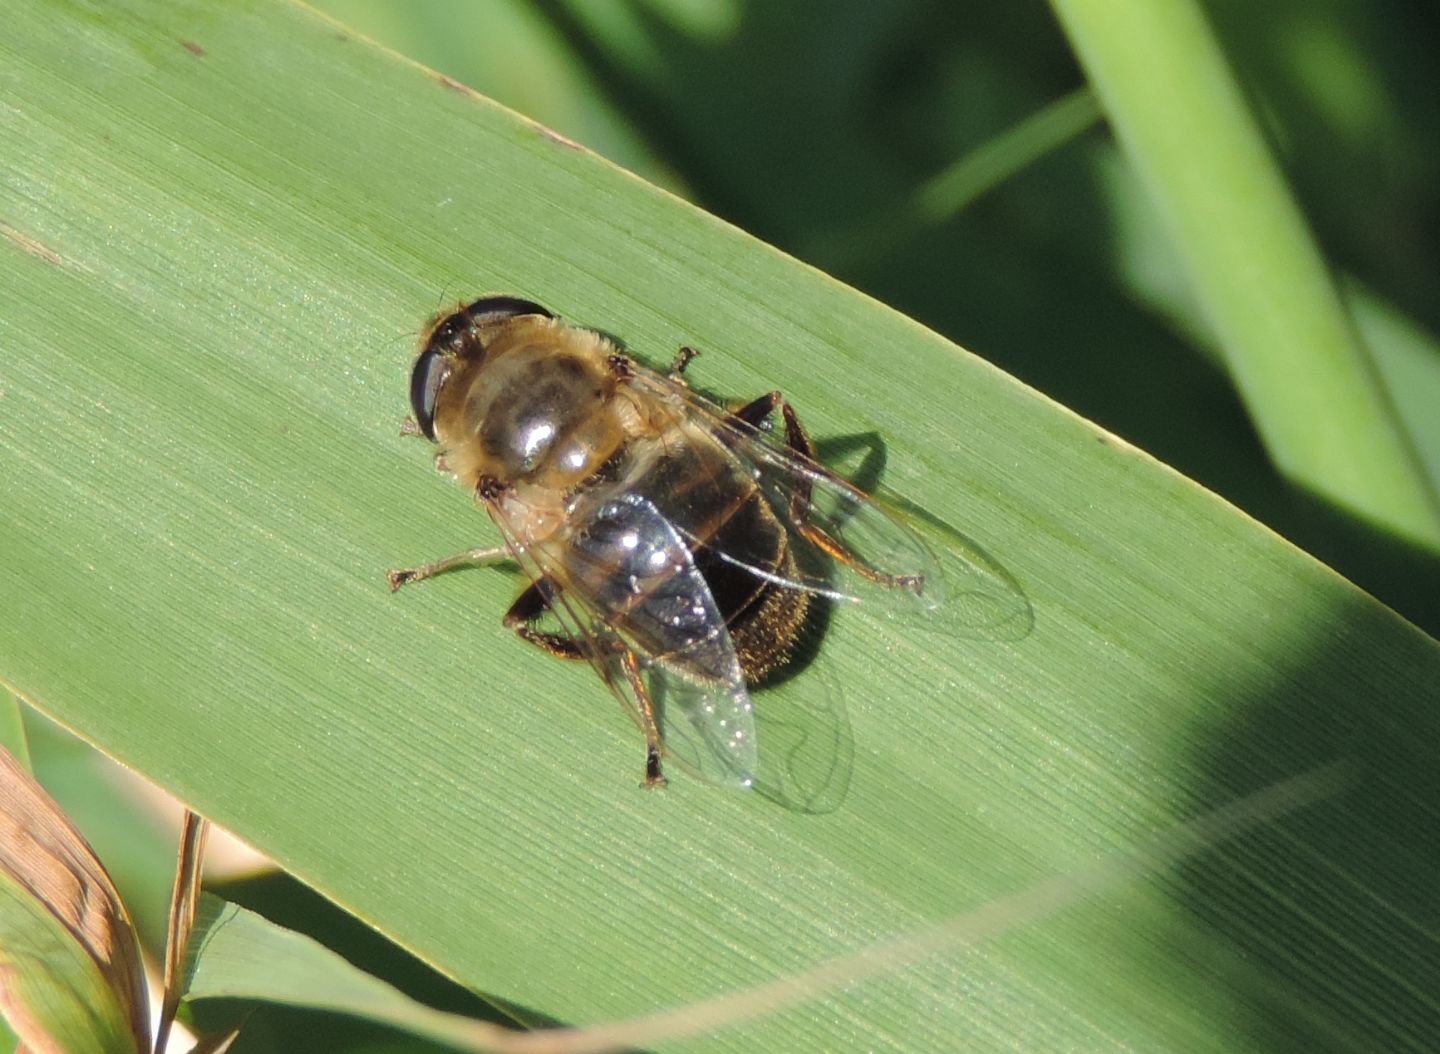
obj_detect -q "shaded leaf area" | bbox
[523,0,1440,631]
[209,871,529,1029]
[0,747,147,1054]
[182,895,503,1053]
[2,3,1439,1053]
[1180,594,1440,1051]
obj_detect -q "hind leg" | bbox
[730,391,922,593]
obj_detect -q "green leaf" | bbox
[0,694,29,768]
[2,2,1438,1052]
[183,895,499,1052]
[1047,0,1440,548]
[184,765,1338,1053]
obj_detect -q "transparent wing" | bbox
[628,368,1031,640]
[486,486,759,787]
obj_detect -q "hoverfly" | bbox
[389,296,945,789]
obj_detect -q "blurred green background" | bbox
[309,0,1440,633]
[14,1,1440,1049]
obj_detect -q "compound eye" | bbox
[464,296,553,324]
[408,348,449,442]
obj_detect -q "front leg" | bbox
[387,545,511,591]
[668,345,700,382]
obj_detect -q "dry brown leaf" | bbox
[155,811,209,1054]
[0,745,150,1052]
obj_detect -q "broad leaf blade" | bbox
[184,761,1337,1054]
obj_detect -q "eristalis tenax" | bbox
[389,296,969,790]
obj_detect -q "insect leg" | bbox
[386,546,511,592]
[730,389,783,431]
[503,584,664,784]
[502,581,587,660]
[732,392,923,593]
[667,345,700,381]
[613,646,668,788]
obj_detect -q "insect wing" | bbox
[565,490,759,786]
[487,488,759,787]
[629,371,941,614]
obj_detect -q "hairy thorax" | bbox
[434,328,624,487]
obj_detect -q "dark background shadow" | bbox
[528,0,1440,636]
